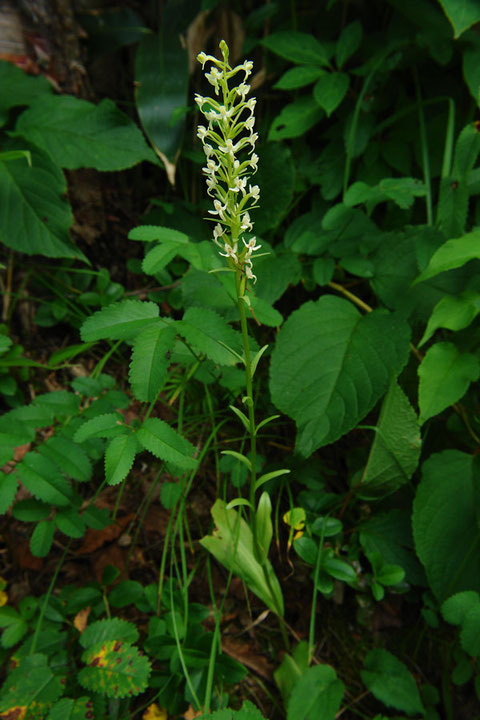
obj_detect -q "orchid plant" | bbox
[196,42,288,625]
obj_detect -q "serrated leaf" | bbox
[129,324,176,401]
[413,450,480,601]
[104,434,137,486]
[313,72,349,116]
[80,618,139,649]
[47,697,93,720]
[287,664,344,720]
[15,95,155,170]
[34,390,81,418]
[55,509,86,539]
[0,142,82,260]
[361,649,424,714]
[359,380,421,499]
[262,31,330,66]
[418,342,480,424]
[269,296,410,456]
[137,418,196,470]
[437,0,480,37]
[177,307,242,366]
[81,299,159,342]
[0,654,63,711]
[16,452,73,507]
[12,499,50,522]
[39,436,92,482]
[0,473,18,514]
[442,591,480,626]
[79,640,150,698]
[74,413,125,443]
[30,520,56,557]
[415,229,480,283]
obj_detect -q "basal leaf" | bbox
[16,453,73,507]
[129,324,176,401]
[15,96,156,170]
[81,300,159,341]
[418,342,480,424]
[287,664,344,720]
[104,434,137,486]
[262,31,330,66]
[269,296,410,456]
[177,307,242,366]
[136,418,197,470]
[361,649,424,714]
[359,380,421,499]
[415,229,480,284]
[412,450,480,601]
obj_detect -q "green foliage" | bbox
[287,664,344,720]
[361,649,424,715]
[136,417,197,470]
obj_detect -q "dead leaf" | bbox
[183,707,202,720]
[143,704,167,720]
[222,636,273,680]
[77,514,134,554]
[73,606,90,633]
[91,544,127,584]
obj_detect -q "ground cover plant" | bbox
[2,0,480,717]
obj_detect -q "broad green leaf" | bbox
[359,380,421,499]
[15,96,155,170]
[287,664,344,720]
[38,436,92,483]
[253,144,295,234]
[16,453,73,507]
[437,0,480,37]
[47,697,94,720]
[137,418,196,470]
[268,96,323,141]
[418,342,480,424]
[55,509,86,539]
[0,654,63,711]
[142,242,180,274]
[420,291,480,346]
[415,229,480,284]
[335,21,362,68]
[0,143,81,260]
[80,618,139,649]
[269,296,410,456]
[12,499,50,522]
[460,604,480,657]
[135,29,188,182]
[442,591,480,626]
[129,324,176,401]
[198,701,267,720]
[274,66,326,90]
[105,434,137,485]
[34,390,81,418]
[313,72,349,116]
[0,473,18,514]
[262,31,330,66]
[361,649,424,714]
[81,299,159,341]
[274,641,310,706]
[412,450,480,600]
[200,499,284,616]
[0,60,52,122]
[177,307,242,366]
[74,413,125,442]
[463,46,480,106]
[79,640,150,698]
[128,225,189,243]
[345,178,426,210]
[30,519,56,557]
[359,509,426,586]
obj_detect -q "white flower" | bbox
[203,159,219,175]
[218,138,240,159]
[245,116,255,131]
[230,176,247,194]
[203,143,214,158]
[219,243,239,261]
[248,185,260,202]
[248,132,259,150]
[194,94,205,108]
[197,125,208,141]
[208,199,227,219]
[240,212,253,231]
[241,60,254,77]
[246,98,257,112]
[213,224,225,244]
[245,263,257,283]
[250,153,259,172]
[243,236,261,254]
[236,83,250,99]
[206,176,216,196]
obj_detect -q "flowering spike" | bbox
[196,42,260,283]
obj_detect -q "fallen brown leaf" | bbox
[73,606,90,633]
[76,514,134,554]
[222,636,273,680]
